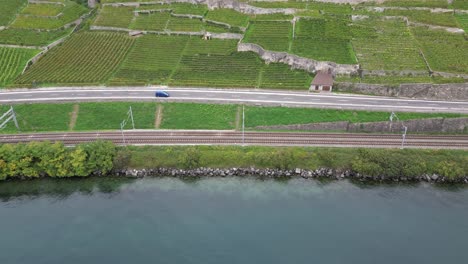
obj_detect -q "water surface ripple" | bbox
[0,177,467,264]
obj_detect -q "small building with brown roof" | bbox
[310,71,334,92]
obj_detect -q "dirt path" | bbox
[235,105,242,131]
[69,104,79,131]
[155,104,163,129]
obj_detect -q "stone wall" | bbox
[335,82,468,101]
[254,117,468,133]
[107,0,295,14]
[90,25,243,39]
[238,42,359,75]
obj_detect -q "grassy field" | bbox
[160,103,237,129]
[0,103,72,132]
[0,47,40,86]
[244,106,464,128]
[74,103,156,130]
[1,102,464,133]
[16,32,135,85]
[125,145,467,179]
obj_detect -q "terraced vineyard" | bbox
[10,0,88,30]
[94,6,135,28]
[351,17,427,71]
[411,26,468,73]
[260,63,313,90]
[0,47,40,86]
[131,12,171,31]
[243,21,292,52]
[0,0,26,26]
[16,32,135,85]
[2,0,467,89]
[456,14,468,32]
[0,28,72,46]
[291,17,356,64]
[112,35,189,85]
[205,8,250,28]
[171,52,262,87]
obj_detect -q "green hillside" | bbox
[0,0,466,88]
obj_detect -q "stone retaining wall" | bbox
[238,42,359,75]
[90,25,243,39]
[107,0,295,14]
[254,117,468,133]
[335,82,468,101]
[114,167,468,184]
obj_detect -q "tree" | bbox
[82,141,116,175]
[179,147,201,169]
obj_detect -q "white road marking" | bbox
[2,88,467,104]
[1,96,466,112]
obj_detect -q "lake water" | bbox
[0,177,467,264]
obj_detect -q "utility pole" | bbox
[389,112,408,149]
[120,120,127,146]
[242,105,245,146]
[401,126,407,149]
[0,106,20,131]
[129,106,135,130]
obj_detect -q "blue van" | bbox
[155,90,170,97]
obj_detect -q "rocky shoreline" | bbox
[113,167,468,184]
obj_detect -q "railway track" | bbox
[1,130,467,149]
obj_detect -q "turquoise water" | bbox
[0,177,467,264]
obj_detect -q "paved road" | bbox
[1,87,467,113]
[1,131,467,149]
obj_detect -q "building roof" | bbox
[311,71,334,86]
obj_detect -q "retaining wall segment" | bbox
[335,82,468,101]
[90,25,243,39]
[254,117,468,133]
[107,0,296,14]
[238,42,359,75]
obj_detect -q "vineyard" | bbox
[259,63,313,90]
[16,32,135,85]
[291,17,356,64]
[205,8,250,28]
[411,26,468,73]
[170,52,262,87]
[10,0,88,30]
[351,17,427,71]
[94,6,135,28]
[453,0,468,9]
[0,47,40,86]
[0,0,26,26]
[1,0,467,89]
[243,21,292,52]
[111,35,189,85]
[455,14,468,32]
[0,28,72,46]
